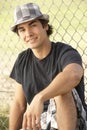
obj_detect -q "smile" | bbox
[29,37,37,43]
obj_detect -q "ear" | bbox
[45,24,49,31]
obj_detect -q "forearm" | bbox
[9,102,26,130]
[39,64,83,102]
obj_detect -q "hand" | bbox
[22,94,44,130]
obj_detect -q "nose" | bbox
[26,28,33,37]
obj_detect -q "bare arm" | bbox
[9,82,27,130]
[22,63,83,130]
[39,63,83,101]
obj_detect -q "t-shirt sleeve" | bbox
[60,47,82,70]
[10,55,22,84]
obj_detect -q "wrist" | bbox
[36,92,45,103]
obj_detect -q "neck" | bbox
[32,40,51,60]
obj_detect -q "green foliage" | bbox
[0,115,9,130]
[0,107,9,130]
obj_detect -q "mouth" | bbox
[30,38,35,43]
[28,37,37,44]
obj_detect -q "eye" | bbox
[17,27,25,33]
[30,23,37,27]
[19,28,25,32]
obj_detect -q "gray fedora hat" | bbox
[11,3,49,32]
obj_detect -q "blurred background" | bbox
[0,0,87,129]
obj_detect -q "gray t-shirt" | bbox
[10,42,86,111]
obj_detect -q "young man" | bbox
[9,2,87,130]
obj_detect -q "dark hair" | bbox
[16,19,53,36]
[39,19,53,37]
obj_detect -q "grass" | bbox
[0,115,9,130]
[0,108,9,130]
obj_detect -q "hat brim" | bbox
[11,14,49,33]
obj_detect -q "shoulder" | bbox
[16,48,32,66]
[52,42,74,50]
[18,48,31,59]
[52,42,77,55]
[52,42,81,62]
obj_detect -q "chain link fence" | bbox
[0,0,87,129]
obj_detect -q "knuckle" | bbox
[32,122,35,128]
[23,112,27,118]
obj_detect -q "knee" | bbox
[54,91,76,108]
[54,91,73,101]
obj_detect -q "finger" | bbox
[22,113,27,130]
[27,114,32,130]
[35,123,41,129]
[33,122,41,130]
[32,116,38,130]
[32,115,36,128]
[35,117,41,129]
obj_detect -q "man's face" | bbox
[17,20,48,49]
